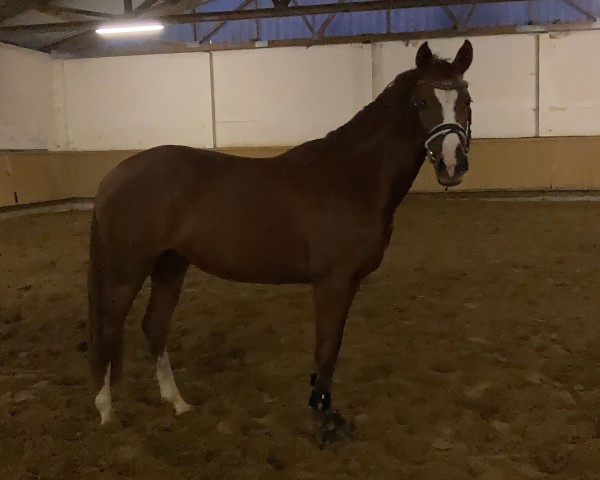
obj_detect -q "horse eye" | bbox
[419,99,427,109]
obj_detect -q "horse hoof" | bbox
[98,413,120,431]
[318,410,355,447]
[174,401,193,417]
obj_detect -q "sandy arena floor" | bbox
[2,194,600,479]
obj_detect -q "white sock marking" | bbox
[94,363,114,425]
[434,88,459,178]
[156,352,192,416]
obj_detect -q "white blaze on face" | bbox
[434,88,459,178]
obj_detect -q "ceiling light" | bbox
[96,23,164,35]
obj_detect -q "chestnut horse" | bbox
[88,40,473,444]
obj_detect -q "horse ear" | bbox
[415,42,433,70]
[453,39,473,74]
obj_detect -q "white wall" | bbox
[211,35,537,146]
[212,44,372,147]
[0,43,53,150]
[4,29,600,153]
[539,30,600,136]
[59,52,213,150]
[374,35,537,138]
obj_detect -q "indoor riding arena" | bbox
[3,1,600,479]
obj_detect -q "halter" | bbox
[419,79,472,164]
[424,122,470,163]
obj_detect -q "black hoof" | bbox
[316,409,355,447]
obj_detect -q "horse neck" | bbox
[317,76,427,214]
[343,138,425,218]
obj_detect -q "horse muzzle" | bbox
[432,150,469,187]
[426,123,470,188]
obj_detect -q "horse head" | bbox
[412,40,473,187]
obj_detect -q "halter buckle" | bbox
[426,148,436,164]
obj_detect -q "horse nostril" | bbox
[457,155,469,174]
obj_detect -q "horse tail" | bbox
[87,208,107,385]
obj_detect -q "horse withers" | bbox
[88,40,473,444]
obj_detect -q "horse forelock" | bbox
[420,56,467,87]
[385,57,466,96]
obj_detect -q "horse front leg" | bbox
[310,274,359,446]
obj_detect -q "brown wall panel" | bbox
[2,137,600,208]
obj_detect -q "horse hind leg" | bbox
[88,213,148,425]
[89,279,144,426]
[142,251,192,417]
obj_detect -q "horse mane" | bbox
[323,55,462,146]
[323,68,419,144]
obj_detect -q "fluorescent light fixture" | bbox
[96,23,164,35]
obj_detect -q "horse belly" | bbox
[176,217,310,284]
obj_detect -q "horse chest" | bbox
[320,221,391,278]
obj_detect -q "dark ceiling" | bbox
[0,0,597,57]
